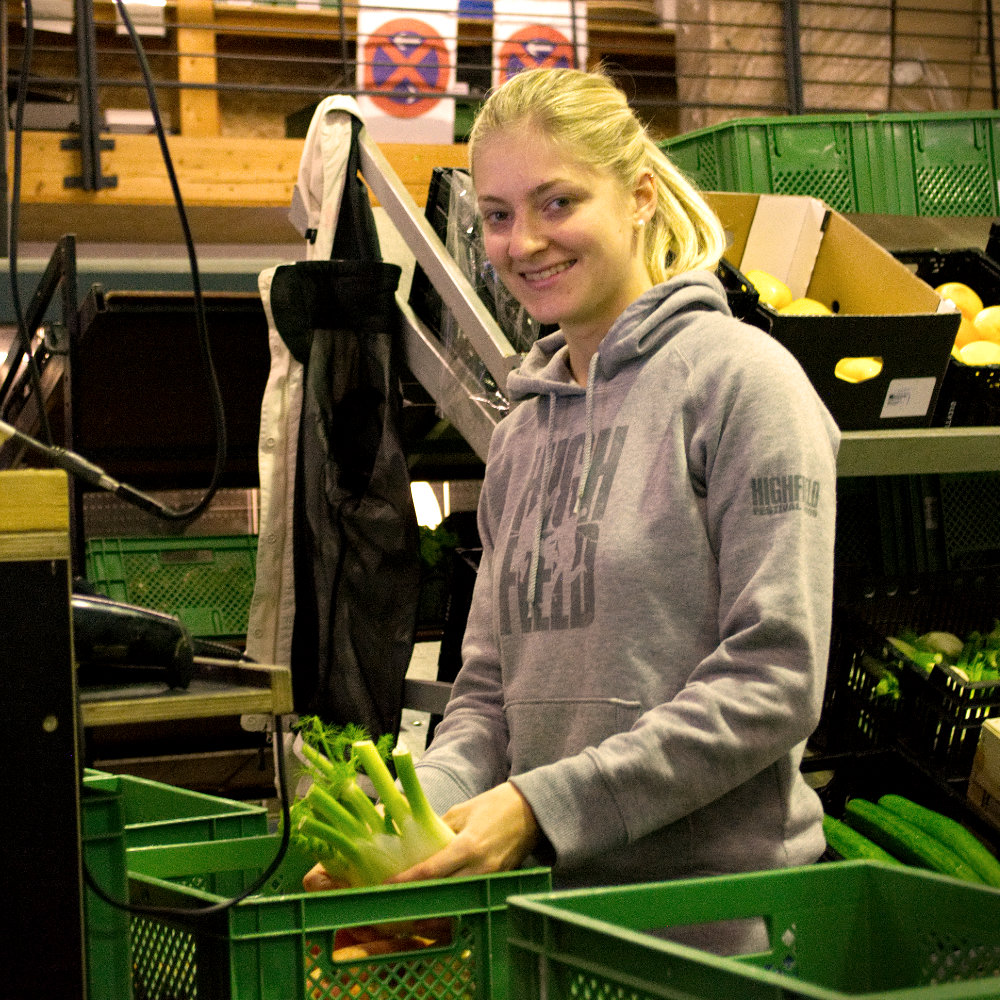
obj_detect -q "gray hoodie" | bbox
[415,270,840,890]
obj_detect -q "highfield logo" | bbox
[751,474,821,517]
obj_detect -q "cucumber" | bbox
[877,794,1000,888]
[822,813,901,865]
[843,798,986,884]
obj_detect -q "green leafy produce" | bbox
[844,797,985,885]
[878,794,1000,888]
[954,621,1000,682]
[822,813,901,865]
[918,630,964,660]
[289,718,455,887]
[885,622,1000,683]
[885,633,943,676]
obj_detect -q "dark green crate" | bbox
[507,861,1000,1000]
[85,534,258,638]
[126,834,551,1000]
[82,779,133,1000]
[873,112,1000,217]
[661,111,1000,218]
[84,769,268,847]
[660,114,880,213]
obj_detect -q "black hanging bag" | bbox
[268,117,420,743]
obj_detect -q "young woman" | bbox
[310,67,840,945]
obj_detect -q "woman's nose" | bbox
[508,214,546,258]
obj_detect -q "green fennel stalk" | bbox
[289,718,455,887]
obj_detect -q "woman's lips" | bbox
[521,260,575,284]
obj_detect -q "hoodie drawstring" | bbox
[573,352,600,516]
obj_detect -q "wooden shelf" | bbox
[78,657,293,727]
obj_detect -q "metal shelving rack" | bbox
[838,427,1000,477]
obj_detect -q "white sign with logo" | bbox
[491,0,588,89]
[356,0,457,144]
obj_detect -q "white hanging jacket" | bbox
[245,96,365,666]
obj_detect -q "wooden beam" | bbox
[8,131,470,209]
[176,0,222,137]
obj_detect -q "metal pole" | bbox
[986,0,999,111]
[1,0,9,257]
[782,0,804,115]
[62,0,116,190]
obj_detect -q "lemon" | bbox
[744,269,793,310]
[935,281,983,322]
[835,356,883,383]
[778,297,833,316]
[972,304,1000,346]
[954,315,979,351]
[959,340,1000,366]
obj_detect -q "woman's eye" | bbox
[482,210,509,228]
[546,196,574,214]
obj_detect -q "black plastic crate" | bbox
[816,580,1000,781]
[894,245,1000,427]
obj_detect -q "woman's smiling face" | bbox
[473,123,654,350]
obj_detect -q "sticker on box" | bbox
[880,377,936,419]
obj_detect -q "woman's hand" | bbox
[385,781,540,884]
[302,863,349,892]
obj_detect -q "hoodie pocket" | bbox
[505,697,642,774]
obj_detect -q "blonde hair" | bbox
[468,67,726,284]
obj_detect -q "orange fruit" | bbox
[935,281,983,322]
[778,297,833,316]
[744,269,793,310]
[972,304,1000,345]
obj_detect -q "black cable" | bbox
[5,0,54,446]
[82,712,293,919]
[4,0,229,523]
[107,0,227,523]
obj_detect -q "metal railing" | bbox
[4,0,998,193]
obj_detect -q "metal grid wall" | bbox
[5,0,997,147]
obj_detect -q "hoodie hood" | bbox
[503,269,733,607]
[505,269,732,403]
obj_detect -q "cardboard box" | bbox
[706,192,960,431]
[968,717,1000,831]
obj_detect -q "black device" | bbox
[72,592,196,689]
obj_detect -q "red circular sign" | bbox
[498,24,575,83]
[362,17,449,118]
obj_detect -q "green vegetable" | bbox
[843,797,985,884]
[822,813,901,865]
[289,718,455,887]
[886,635,942,676]
[918,630,964,660]
[878,794,1000,888]
[955,622,1000,682]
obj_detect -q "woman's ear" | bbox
[633,170,657,226]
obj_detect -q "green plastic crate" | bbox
[507,861,1000,1000]
[661,111,1000,218]
[82,778,133,1000]
[84,769,268,847]
[660,114,879,213]
[873,112,1000,217]
[85,534,258,639]
[126,834,551,1000]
